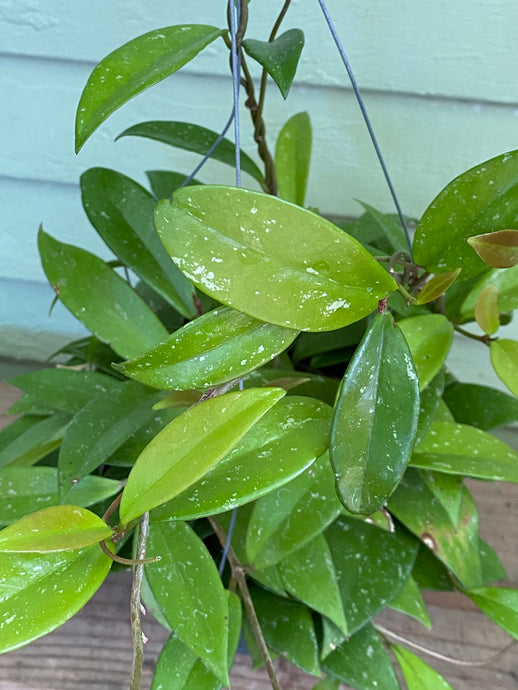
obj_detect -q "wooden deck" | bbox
[1,380,517,690]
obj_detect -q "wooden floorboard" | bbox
[1,380,518,689]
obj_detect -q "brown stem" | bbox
[453,324,493,346]
[102,492,122,526]
[129,512,151,690]
[99,539,161,566]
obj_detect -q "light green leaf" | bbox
[146,170,201,199]
[479,538,507,584]
[398,314,454,390]
[275,112,312,206]
[115,306,298,390]
[467,229,518,268]
[0,413,70,469]
[460,264,518,318]
[151,396,331,521]
[38,229,168,359]
[331,313,419,514]
[475,284,500,335]
[392,644,454,689]
[0,544,111,653]
[119,387,285,524]
[145,520,229,685]
[312,678,341,690]
[490,339,518,397]
[443,381,518,430]
[76,25,226,150]
[155,186,397,332]
[389,576,431,628]
[416,268,462,305]
[81,168,195,318]
[420,470,463,527]
[467,587,518,638]
[242,29,304,99]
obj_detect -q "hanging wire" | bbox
[316,0,413,258]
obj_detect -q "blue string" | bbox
[316,0,413,258]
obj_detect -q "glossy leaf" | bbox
[76,25,226,150]
[331,313,419,514]
[0,544,111,653]
[326,517,418,633]
[153,390,202,410]
[81,168,195,317]
[392,645,454,689]
[411,543,454,592]
[275,112,312,206]
[151,396,331,521]
[467,229,518,268]
[443,381,518,430]
[490,339,518,397]
[0,413,70,469]
[398,314,454,390]
[120,387,284,524]
[243,29,304,98]
[118,121,263,183]
[420,471,463,527]
[416,268,462,305]
[414,149,518,278]
[145,520,229,684]
[0,505,112,553]
[415,369,445,445]
[389,576,431,628]
[155,186,397,332]
[38,229,168,359]
[475,284,500,334]
[115,306,298,390]
[460,263,518,318]
[146,170,201,199]
[358,201,409,254]
[244,368,340,406]
[479,538,507,584]
[467,587,518,638]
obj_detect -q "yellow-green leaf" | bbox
[490,339,518,397]
[415,268,461,305]
[475,284,500,334]
[398,314,454,390]
[392,645,454,689]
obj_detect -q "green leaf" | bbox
[415,370,445,445]
[118,121,263,183]
[467,229,518,268]
[459,264,518,318]
[467,587,518,638]
[490,339,518,397]
[275,112,312,206]
[326,517,418,633]
[7,394,58,417]
[81,168,195,318]
[398,314,454,390]
[414,149,518,278]
[150,395,331,521]
[474,284,500,334]
[358,201,409,254]
[244,368,340,406]
[416,268,462,305]
[0,505,112,553]
[411,420,518,482]
[58,382,162,501]
[38,229,168,359]
[75,25,226,150]
[443,381,518,430]
[392,644,454,689]
[0,467,121,525]
[242,29,304,99]
[479,538,507,584]
[115,306,298,390]
[312,678,341,690]
[146,170,201,199]
[322,624,400,690]
[331,313,420,514]
[119,387,284,524]
[320,618,347,660]
[420,470,463,527]
[155,186,397,332]
[389,576,431,628]
[0,544,111,653]
[411,543,454,592]
[145,520,229,685]
[0,413,70,469]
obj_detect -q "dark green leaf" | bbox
[358,201,409,254]
[146,170,201,199]
[467,587,518,638]
[0,413,71,470]
[398,315,454,390]
[242,29,304,98]
[244,368,340,406]
[389,576,431,628]
[292,319,367,364]
[467,229,518,268]
[320,618,347,661]
[275,111,312,206]
[420,470,463,527]
[415,370,445,445]
[312,678,341,690]
[392,644,454,689]
[7,394,57,417]
[443,381,518,430]
[479,538,507,584]
[411,543,454,591]
[490,339,518,397]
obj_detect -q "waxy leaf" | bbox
[116,307,298,390]
[119,121,263,183]
[414,149,518,278]
[479,538,507,584]
[156,186,397,332]
[415,370,445,445]
[152,396,330,521]
[467,587,518,638]
[421,471,463,527]
[467,229,518,268]
[389,576,431,628]
[490,339,518,397]
[358,201,409,254]
[460,263,518,318]
[0,505,112,553]
[331,313,419,514]
[120,387,285,524]
[0,413,70,469]
[275,112,312,206]
[76,25,226,150]
[416,268,462,305]
[38,229,168,359]
[145,520,230,685]
[475,284,500,334]
[81,168,195,317]
[411,420,518,482]
[398,314,454,390]
[0,544,111,653]
[244,368,340,406]
[443,381,518,430]
[392,645,454,689]
[242,29,304,99]
[146,170,201,200]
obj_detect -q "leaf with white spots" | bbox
[392,645,454,689]
[242,29,304,99]
[398,314,454,390]
[0,413,71,470]
[388,576,431,628]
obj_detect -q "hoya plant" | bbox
[2,2,518,689]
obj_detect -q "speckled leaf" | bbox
[467,229,518,268]
[275,112,312,206]
[460,264,518,318]
[398,315,454,390]
[38,229,168,359]
[155,186,397,332]
[75,25,226,150]
[115,307,298,390]
[322,624,400,690]
[475,284,500,334]
[243,29,304,99]
[413,150,518,278]
[81,168,195,318]
[119,387,284,524]
[388,469,482,589]
[420,471,463,527]
[0,544,112,654]
[411,420,518,482]
[325,517,418,634]
[416,269,462,305]
[146,170,201,200]
[389,576,431,628]
[145,520,229,685]
[415,370,445,445]
[330,313,420,514]
[443,381,518,430]
[320,618,347,661]
[0,505,112,553]
[467,587,518,638]
[490,339,518,397]
[244,368,340,406]
[151,396,331,521]
[246,452,343,569]
[392,645,453,689]
[0,413,70,470]
[411,543,454,592]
